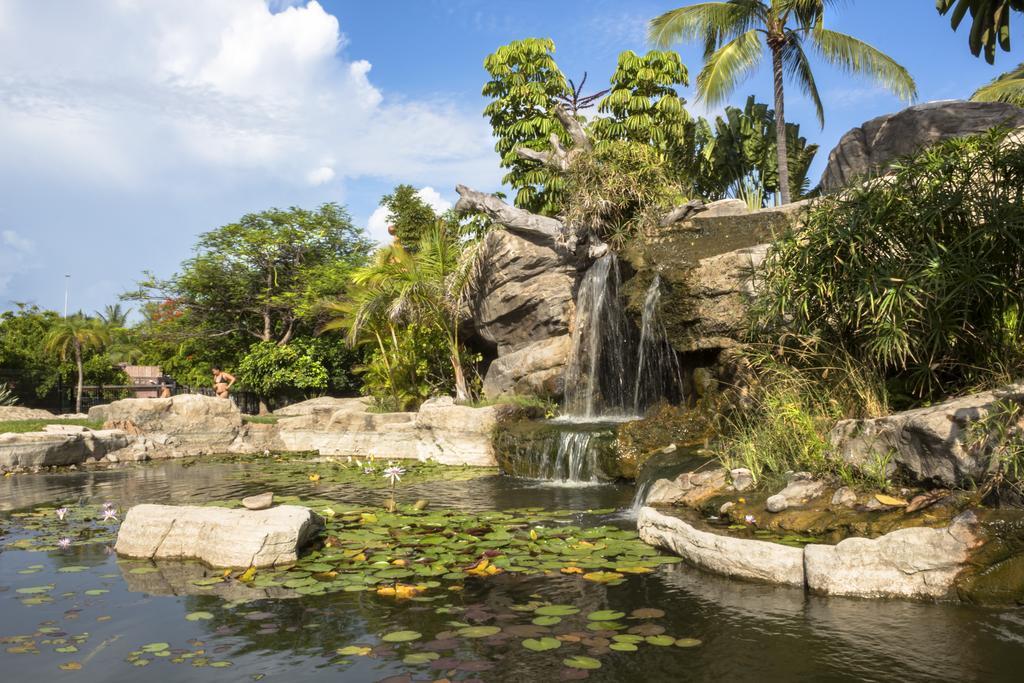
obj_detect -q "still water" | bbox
[1,460,1023,682]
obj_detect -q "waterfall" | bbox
[632,275,686,415]
[546,431,600,483]
[562,254,635,419]
[494,421,617,485]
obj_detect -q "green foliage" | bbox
[236,340,329,407]
[965,399,1024,492]
[0,382,17,406]
[482,38,570,215]
[756,129,1024,401]
[650,0,915,204]
[563,140,687,247]
[44,315,112,412]
[592,50,690,153]
[693,96,818,203]
[129,203,371,345]
[972,61,1024,105]
[378,184,440,249]
[712,345,889,486]
[938,0,1024,63]
[321,222,487,407]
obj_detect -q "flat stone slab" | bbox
[0,429,129,469]
[637,506,805,587]
[804,513,981,600]
[115,504,324,568]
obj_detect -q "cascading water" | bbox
[513,253,688,486]
[632,275,686,416]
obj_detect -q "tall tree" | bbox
[96,304,130,327]
[938,0,1024,63]
[482,38,571,215]
[378,185,440,248]
[650,0,916,204]
[129,203,371,348]
[592,49,691,155]
[44,315,110,414]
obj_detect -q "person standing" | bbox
[211,367,236,399]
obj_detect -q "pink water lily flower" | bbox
[383,465,406,487]
[744,514,756,525]
[58,537,71,550]
[102,507,118,522]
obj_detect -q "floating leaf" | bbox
[337,646,372,656]
[563,655,602,670]
[381,630,422,643]
[535,605,579,617]
[403,652,440,664]
[609,642,638,652]
[141,643,169,653]
[84,589,108,596]
[185,612,214,622]
[675,638,702,648]
[587,610,625,622]
[645,635,676,647]
[457,626,501,638]
[522,637,561,652]
[532,615,561,626]
[629,608,665,619]
[16,585,53,594]
[874,494,908,507]
[59,662,82,671]
[582,572,624,584]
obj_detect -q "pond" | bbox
[1,459,1023,682]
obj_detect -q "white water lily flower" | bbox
[383,465,406,487]
[58,537,71,550]
[55,507,68,520]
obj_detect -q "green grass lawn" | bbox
[243,415,280,424]
[0,419,104,434]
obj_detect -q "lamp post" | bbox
[63,274,70,318]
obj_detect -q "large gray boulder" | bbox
[819,101,1024,193]
[115,503,324,568]
[804,513,981,599]
[0,428,129,470]
[829,383,1024,487]
[90,394,243,455]
[272,396,367,417]
[638,506,805,586]
[274,396,517,466]
[471,229,576,355]
[482,335,571,399]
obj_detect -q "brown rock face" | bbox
[819,101,1024,193]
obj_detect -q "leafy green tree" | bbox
[482,38,571,215]
[323,223,485,404]
[378,185,440,248]
[43,315,110,414]
[130,203,371,347]
[237,340,329,412]
[938,0,1024,62]
[695,96,818,203]
[650,0,916,204]
[592,50,691,156]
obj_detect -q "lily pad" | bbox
[587,610,626,621]
[535,604,580,616]
[381,630,422,643]
[532,615,562,626]
[185,612,214,621]
[563,655,602,670]
[336,645,372,656]
[675,638,703,648]
[457,626,501,638]
[645,635,676,646]
[609,642,638,652]
[522,637,561,651]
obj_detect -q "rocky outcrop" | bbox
[482,335,571,399]
[638,506,982,600]
[272,396,364,417]
[645,468,728,507]
[0,428,129,470]
[803,512,982,599]
[471,230,576,355]
[274,396,517,466]
[638,506,806,586]
[819,101,1024,193]
[90,394,243,455]
[115,503,324,568]
[0,406,57,420]
[829,383,1024,487]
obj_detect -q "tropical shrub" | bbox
[756,129,1024,402]
[237,340,329,412]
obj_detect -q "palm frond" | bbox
[810,27,917,102]
[648,2,761,50]
[782,36,825,128]
[972,61,1024,105]
[696,29,764,106]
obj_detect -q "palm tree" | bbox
[44,315,110,414]
[322,221,485,403]
[96,303,131,327]
[650,1,917,204]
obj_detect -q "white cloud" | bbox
[0,229,36,296]
[0,0,497,192]
[306,165,336,185]
[365,186,453,245]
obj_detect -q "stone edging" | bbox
[637,506,981,600]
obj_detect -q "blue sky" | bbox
[0,0,1014,315]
